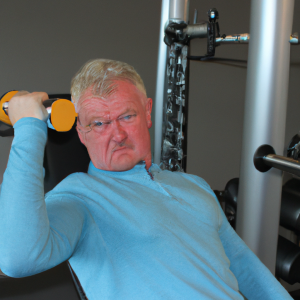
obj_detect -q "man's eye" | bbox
[123,114,136,120]
[94,121,103,127]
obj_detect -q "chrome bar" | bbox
[169,0,189,22]
[215,33,250,44]
[264,154,300,177]
[185,24,208,39]
[193,9,198,24]
[215,33,298,45]
[154,0,170,165]
[236,0,294,274]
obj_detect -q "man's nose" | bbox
[112,121,127,143]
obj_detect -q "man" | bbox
[0,59,292,299]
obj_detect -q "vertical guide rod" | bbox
[154,0,169,165]
[154,0,190,165]
[236,0,294,274]
[169,0,189,21]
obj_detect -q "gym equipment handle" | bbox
[254,144,300,177]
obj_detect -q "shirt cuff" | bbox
[13,117,47,133]
[13,117,47,143]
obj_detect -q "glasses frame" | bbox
[77,113,137,134]
[77,115,102,133]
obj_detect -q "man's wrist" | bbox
[13,117,47,130]
[13,117,47,142]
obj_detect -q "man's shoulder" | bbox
[59,171,91,186]
[154,166,213,194]
[45,171,93,199]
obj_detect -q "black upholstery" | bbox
[217,177,300,285]
[0,263,81,300]
[0,94,89,299]
[276,235,300,285]
[44,94,90,193]
[281,179,300,232]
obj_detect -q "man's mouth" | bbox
[112,146,127,153]
[112,146,128,153]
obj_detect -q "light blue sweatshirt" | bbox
[0,118,292,300]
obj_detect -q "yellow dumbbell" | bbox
[0,91,77,132]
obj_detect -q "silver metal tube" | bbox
[214,33,298,45]
[185,24,208,40]
[154,0,170,165]
[264,154,300,177]
[193,9,198,24]
[236,0,294,274]
[215,33,250,45]
[154,0,190,165]
[169,0,189,21]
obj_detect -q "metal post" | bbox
[154,0,189,165]
[169,0,189,21]
[154,0,169,165]
[236,0,294,274]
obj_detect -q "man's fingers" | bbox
[8,91,50,125]
[31,92,49,103]
[13,90,29,97]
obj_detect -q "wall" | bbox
[0,0,161,183]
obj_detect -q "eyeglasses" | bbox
[77,114,137,133]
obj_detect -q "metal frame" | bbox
[236,0,295,274]
[154,0,170,165]
[154,0,190,166]
[154,0,295,274]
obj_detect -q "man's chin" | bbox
[110,163,136,172]
[110,155,138,172]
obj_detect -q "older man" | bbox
[0,59,292,299]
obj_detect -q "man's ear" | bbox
[76,125,86,146]
[145,98,153,129]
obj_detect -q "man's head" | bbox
[71,59,147,108]
[71,59,152,171]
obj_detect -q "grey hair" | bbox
[70,59,146,109]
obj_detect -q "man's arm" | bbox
[218,203,292,300]
[0,94,88,277]
[184,173,292,299]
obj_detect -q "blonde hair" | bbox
[71,59,146,107]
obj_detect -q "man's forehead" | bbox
[78,95,142,123]
[81,80,145,100]
[80,95,141,110]
[86,103,136,118]
[78,81,146,112]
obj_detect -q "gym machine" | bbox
[154,0,300,285]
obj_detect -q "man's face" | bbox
[76,81,152,171]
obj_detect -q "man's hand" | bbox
[8,91,49,126]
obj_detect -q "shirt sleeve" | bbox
[0,118,88,277]
[217,198,292,300]
[183,173,292,299]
